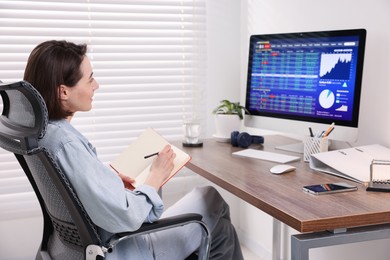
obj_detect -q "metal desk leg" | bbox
[291,223,390,260]
[273,218,281,260]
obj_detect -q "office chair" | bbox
[0,81,211,260]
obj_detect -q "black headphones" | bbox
[230,131,264,148]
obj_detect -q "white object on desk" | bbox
[232,149,301,164]
[212,134,230,143]
[310,144,390,183]
[270,164,296,174]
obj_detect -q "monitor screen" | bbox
[244,29,366,147]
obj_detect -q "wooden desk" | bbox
[175,136,390,259]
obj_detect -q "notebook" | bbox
[110,128,191,189]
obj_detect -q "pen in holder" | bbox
[303,136,329,162]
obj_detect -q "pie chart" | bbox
[319,89,335,109]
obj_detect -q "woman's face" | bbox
[60,56,99,117]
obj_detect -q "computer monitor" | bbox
[244,29,367,152]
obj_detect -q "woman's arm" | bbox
[54,140,164,233]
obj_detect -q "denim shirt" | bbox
[39,119,163,259]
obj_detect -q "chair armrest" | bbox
[104,213,206,253]
[118,212,202,237]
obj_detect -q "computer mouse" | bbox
[270,164,296,175]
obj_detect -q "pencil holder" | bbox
[303,136,329,162]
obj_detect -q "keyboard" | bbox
[232,149,301,164]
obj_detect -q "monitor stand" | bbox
[275,142,304,154]
[274,139,353,154]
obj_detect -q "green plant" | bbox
[212,99,249,120]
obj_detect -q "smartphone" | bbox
[303,182,357,195]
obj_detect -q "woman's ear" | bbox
[59,85,69,101]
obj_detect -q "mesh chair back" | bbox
[0,81,102,260]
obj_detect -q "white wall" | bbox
[236,0,390,259]
[204,0,242,137]
[0,216,43,259]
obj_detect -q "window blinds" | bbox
[0,0,207,220]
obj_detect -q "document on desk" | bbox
[232,149,301,164]
[309,144,390,183]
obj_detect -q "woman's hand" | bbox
[145,144,176,191]
[118,173,136,190]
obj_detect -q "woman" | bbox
[24,40,243,260]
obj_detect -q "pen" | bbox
[323,122,335,138]
[144,152,159,159]
[323,127,334,137]
[309,127,314,137]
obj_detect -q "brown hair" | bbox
[24,40,87,120]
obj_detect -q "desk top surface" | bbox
[175,136,390,233]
